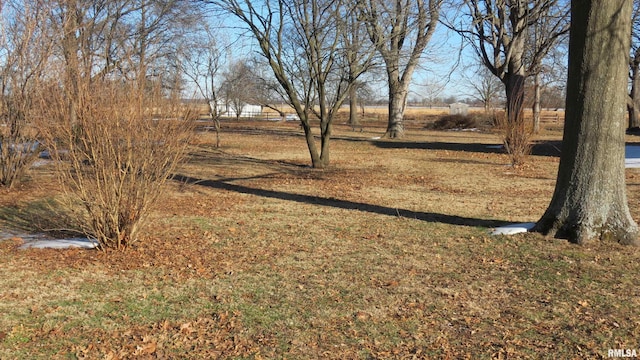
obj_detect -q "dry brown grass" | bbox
[0,120,638,359]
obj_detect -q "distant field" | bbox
[203,103,565,127]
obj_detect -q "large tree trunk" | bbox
[300,112,332,169]
[319,118,331,168]
[386,78,408,139]
[502,72,529,165]
[534,0,638,245]
[300,119,323,168]
[500,21,529,165]
[504,73,525,125]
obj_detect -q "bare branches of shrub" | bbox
[35,80,194,250]
[425,112,500,132]
[0,0,50,188]
[427,114,478,131]
[496,90,532,166]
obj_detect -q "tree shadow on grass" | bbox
[0,199,83,239]
[372,140,563,157]
[187,148,311,172]
[173,174,511,229]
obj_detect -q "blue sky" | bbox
[208,4,488,104]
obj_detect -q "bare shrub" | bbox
[427,114,478,130]
[35,80,194,250]
[473,111,504,129]
[426,113,502,132]
[496,104,532,166]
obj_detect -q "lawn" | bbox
[0,116,639,359]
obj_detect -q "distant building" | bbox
[211,101,263,118]
[449,103,469,116]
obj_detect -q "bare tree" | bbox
[451,0,569,164]
[48,0,200,121]
[464,64,504,112]
[357,0,442,138]
[0,0,51,188]
[240,57,292,119]
[341,8,375,127]
[357,81,376,115]
[528,47,567,129]
[117,0,200,82]
[538,83,565,109]
[534,0,638,245]
[628,0,640,129]
[221,59,259,120]
[181,24,226,147]
[420,75,447,109]
[206,0,374,168]
[527,9,569,132]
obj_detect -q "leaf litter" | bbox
[0,119,639,358]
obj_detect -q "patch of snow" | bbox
[625,159,640,168]
[19,238,97,249]
[371,136,381,140]
[1,231,97,249]
[31,159,52,168]
[8,141,40,153]
[491,222,536,235]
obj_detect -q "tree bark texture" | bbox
[534,0,639,245]
[504,74,525,126]
[301,120,323,168]
[61,3,81,127]
[387,78,408,138]
[502,72,530,165]
[348,85,360,126]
